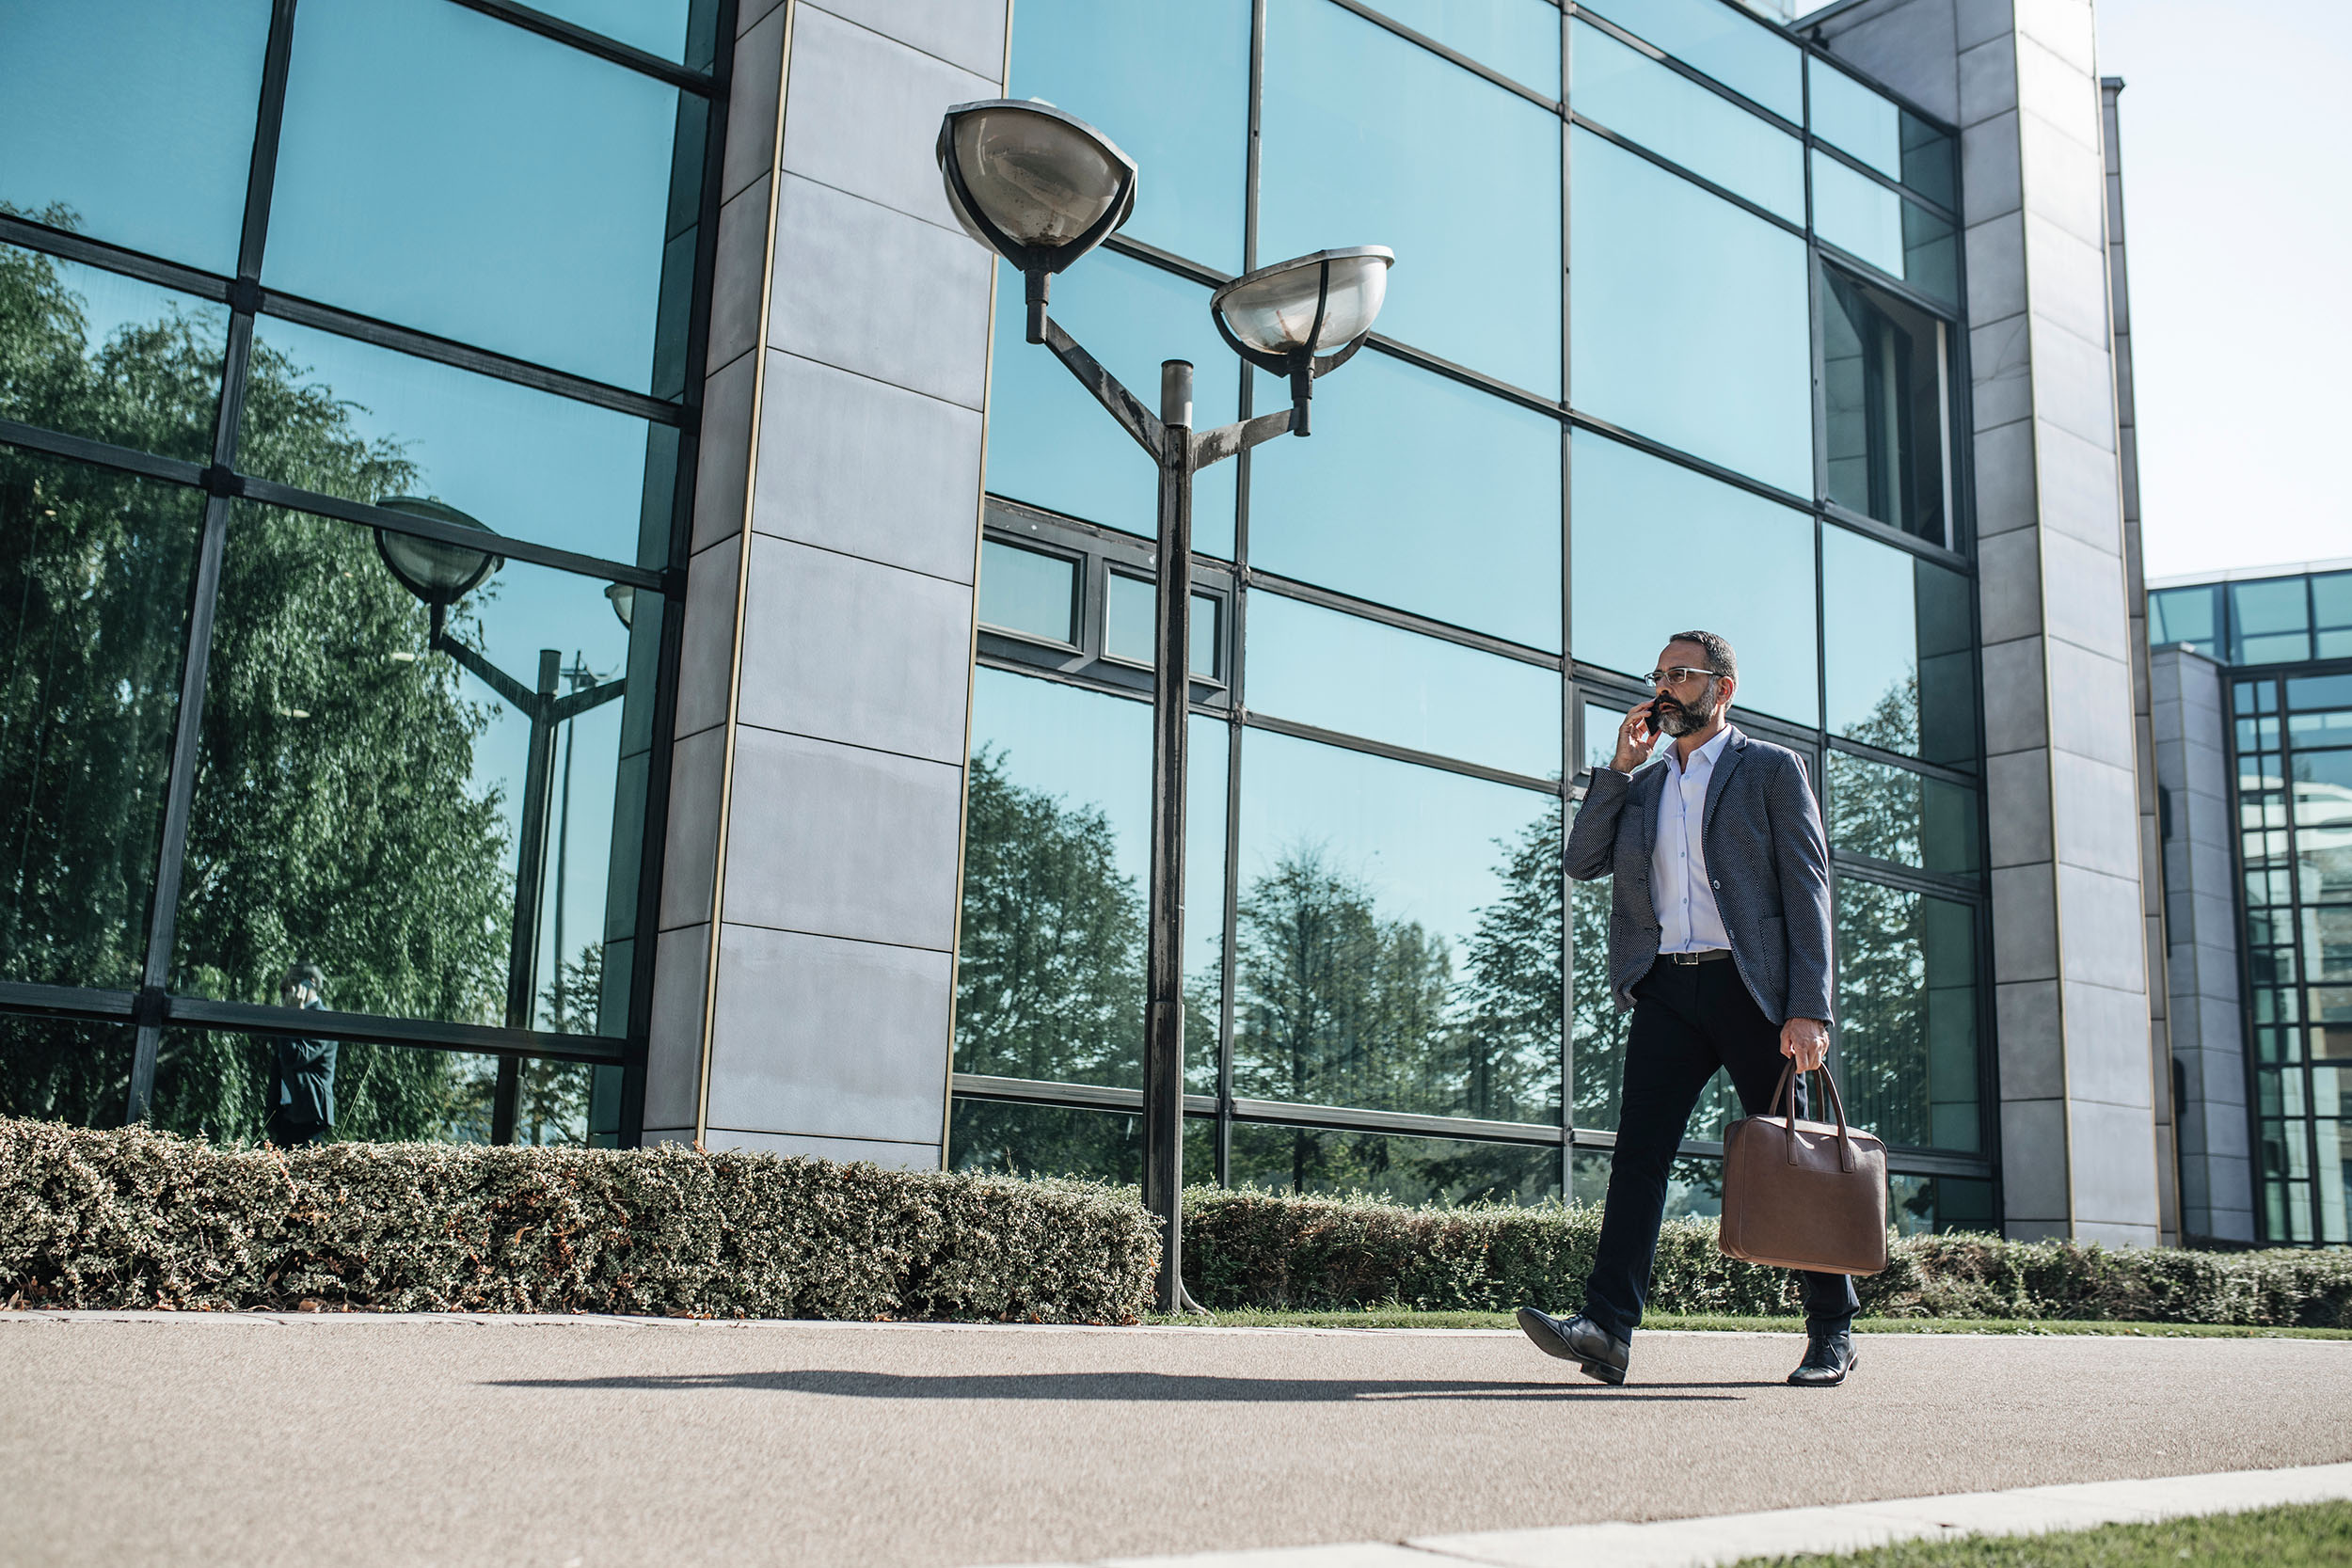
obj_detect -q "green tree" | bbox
[1,223,519,1142]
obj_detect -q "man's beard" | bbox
[1654,681,1716,736]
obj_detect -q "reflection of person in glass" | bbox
[266,962,337,1148]
[1518,632,1858,1387]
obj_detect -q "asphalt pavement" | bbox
[4,1312,2347,1568]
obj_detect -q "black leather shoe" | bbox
[1788,1329,1858,1386]
[1516,1306,1629,1386]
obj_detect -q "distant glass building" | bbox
[2150,562,2352,1243]
[1,0,2185,1246]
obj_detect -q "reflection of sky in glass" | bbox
[247,317,657,565]
[1570,131,1812,496]
[1570,21,1804,224]
[1811,151,1905,276]
[267,0,678,390]
[977,540,1080,645]
[1008,0,1249,273]
[532,0,694,63]
[1248,593,1561,779]
[0,0,268,274]
[986,255,1238,557]
[1247,353,1562,649]
[1570,429,1819,726]
[1808,59,1902,177]
[0,245,226,461]
[1373,0,1563,98]
[970,669,1225,978]
[1578,0,1802,121]
[1240,727,1550,958]
[1261,0,1563,396]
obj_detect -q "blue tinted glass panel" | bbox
[1248,592,1561,779]
[1247,354,1562,648]
[2313,572,2352,650]
[0,0,268,273]
[2148,585,2220,657]
[1263,0,1563,395]
[243,317,667,565]
[530,0,696,63]
[1009,0,1249,272]
[1808,59,1900,177]
[1374,0,1563,98]
[1900,114,1958,210]
[986,255,1237,557]
[1580,0,1801,121]
[1104,572,1220,679]
[1570,131,1811,495]
[2233,578,2312,665]
[1838,879,1978,1150]
[1822,523,1976,768]
[1234,727,1561,1121]
[1,244,228,463]
[1811,151,1957,306]
[1827,752,1979,879]
[978,541,1078,644]
[267,0,683,390]
[1569,21,1803,223]
[1569,429,1818,725]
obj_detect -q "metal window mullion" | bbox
[1239,712,1562,798]
[1806,135,1959,229]
[1558,10,1577,1196]
[237,475,666,588]
[1246,571,1564,669]
[0,214,234,302]
[1327,0,1559,111]
[1567,112,1806,242]
[1569,3,1804,136]
[442,0,718,93]
[1820,498,1975,573]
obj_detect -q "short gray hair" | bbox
[1666,629,1736,684]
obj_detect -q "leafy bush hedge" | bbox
[0,1118,1156,1322]
[1180,1189,2352,1328]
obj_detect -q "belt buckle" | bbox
[1669,951,1699,966]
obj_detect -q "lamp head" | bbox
[373,496,502,607]
[1211,247,1393,436]
[935,99,1136,275]
[606,581,636,631]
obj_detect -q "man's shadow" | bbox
[485,1370,1749,1402]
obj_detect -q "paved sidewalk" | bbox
[5,1312,2348,1568]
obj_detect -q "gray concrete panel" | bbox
[707,175,773,375]
[2058,979,2157,1107]
[2024,322,2119,452]
[2021,213,2113,347]
[2048,753,2140,882]
[644,923,711,1131]
[2018,115,2110,248]
[1992,864,2058,983]
[739,0,786,38]
[2067,1099,2161,1238]
[704,924,952,1145]
[659,725,726,933]
[1814,0,1960,121]
[2042,639,2136,767]
[1984,748,2052,868]
[1976,528,2042,645]
[2015,0,2097,72]
[1995,979,2064,1099]
[691,348,756,557]
[814,0,1008,81]
[673,538,740,743]
[735,535,976,764]
[1969,414,2037,537]
[1978,637,2048,755]
[1957,36,2018,127]
[704,1124,942,1169]
[767,173,993,408]
[2013,38,2102,152]
[1999,1096,2070,1221]
[2055,863,2149,993]
[753,351,985,584]
[2033,422,2126,556]
[1968,316,2034,432]
[720,726,965,951]
[723,4,787,204]
[1963,208,2027,320]
[1954,0,2013,51]
[781,7,993,233]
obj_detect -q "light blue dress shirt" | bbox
[1653,725,1733,954]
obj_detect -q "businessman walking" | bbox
[1518,630,1859,1387]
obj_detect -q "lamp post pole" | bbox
[1144,358,1195,1307]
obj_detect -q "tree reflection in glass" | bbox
[1835,879,1978,1151]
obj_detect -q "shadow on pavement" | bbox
[483,1370,1751,1402]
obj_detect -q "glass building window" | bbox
[1233,728,1561,1124]
[1811,151,1958,308]
[1246,354,1564,650]
[978,540,1080,647]
[1823,271,1950,546]
[1229,1121,1562,1203]
[1570,130,1812,496]
[1568,20,1804,224]
[1580,0,1803,122]
[1836,878,1979,1151]
[530,0,705,67]
[1809,57,1956,211]
[1104,573,1222,680]
[1570,429,1820,726]
[1007,0,1250,272]
[0,245,229,464]
[1373,0,1563,98]
[0,0,271,275]
[1827,752,1979,879]
[1246,592,1562,780]
[2316,572,2352,658]
[1822,523,1976,768]
[985,254,1238,558]
[266,0,690,391]
[2233,577,2313,665]
[1262,0,1564,395]
[2149,584,2221,657]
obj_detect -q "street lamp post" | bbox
[937,100,1391,1311]
[373,498,630,1145]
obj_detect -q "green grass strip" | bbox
[1735,1499,2352,1566]
[1142,1307,2352,1338]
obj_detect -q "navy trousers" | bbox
[1581,957,1860,1339]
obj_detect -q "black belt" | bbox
[1661,949,1731,966]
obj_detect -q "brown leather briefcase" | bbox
[1719,1064,1888,1275]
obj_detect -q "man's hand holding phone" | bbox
[1611,701,1660,772]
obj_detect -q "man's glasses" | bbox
[1645,666,1720,689]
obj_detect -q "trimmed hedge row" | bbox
[1179,1189,2352,1328]
[0,1118,1156,1322]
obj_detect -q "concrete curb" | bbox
[963,1462,2352,1568]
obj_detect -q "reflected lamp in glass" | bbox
[373,496,502,607]
[1210,245,1393,434]
[937,99,1137,339]
[605,581,635,629]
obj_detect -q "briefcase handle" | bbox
[1772,1061,1857,1174]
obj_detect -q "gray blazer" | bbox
[1565,724,1835,1024]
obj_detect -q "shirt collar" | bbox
[1670,724,1734,775]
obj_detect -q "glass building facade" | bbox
[2153,563,2352,1243]
[951,0,1994,1229]
[0,0,721,1145]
